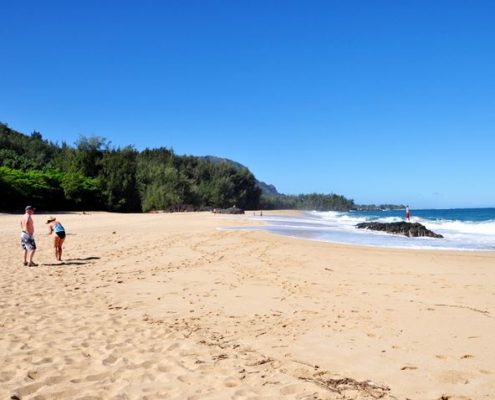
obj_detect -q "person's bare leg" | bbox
[28,249,36,266]
[53,236,59,260]
[54,237,64,261]
[23,250,28,266]
[58,239,64,261]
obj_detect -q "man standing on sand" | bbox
[20,205,37,266]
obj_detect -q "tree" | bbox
[98,146,140,212]
[70,136,109,177]
[136,148,176,211]
[61,172,100,209]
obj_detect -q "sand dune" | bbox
[1,211,494,399]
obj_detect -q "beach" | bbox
[1,211,494,400]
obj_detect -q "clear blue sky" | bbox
[1,1,494,208]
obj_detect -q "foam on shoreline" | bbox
[230,211,495,251]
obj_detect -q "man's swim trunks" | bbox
[21,232,36,251]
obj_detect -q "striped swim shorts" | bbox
[21,232,36,251]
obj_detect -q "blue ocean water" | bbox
[240,208,495,251]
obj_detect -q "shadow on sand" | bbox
[43,256,100,267]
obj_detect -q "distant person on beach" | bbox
[405,206,410,221]
[20,205,37,266]
[46,217,66,261]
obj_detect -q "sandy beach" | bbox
[1,211,494,400]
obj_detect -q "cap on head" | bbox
[46,216,56,224]
[25,205,35,212]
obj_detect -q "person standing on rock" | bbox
[405,205,411,222]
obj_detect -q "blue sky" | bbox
[1,1,494,208]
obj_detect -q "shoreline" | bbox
[239,210,495,253]
[1,211,494,399]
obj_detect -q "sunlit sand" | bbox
[1,211,494,399]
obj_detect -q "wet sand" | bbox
[1,211,494,399]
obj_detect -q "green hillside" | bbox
[0,122,357,212]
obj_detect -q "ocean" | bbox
[241,208,495,251]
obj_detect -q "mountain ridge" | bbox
[200,156,280,196]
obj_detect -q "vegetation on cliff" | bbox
[1,122,359,212]
[0,123,260,212]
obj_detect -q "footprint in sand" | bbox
[43,375,66,385]
[102,354,119,365]
[224,377,242,387]
[12,382,44,397]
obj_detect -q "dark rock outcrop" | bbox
[356,222,443,238]
[213,207,245,215]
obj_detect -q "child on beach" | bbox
[46,217,66,261]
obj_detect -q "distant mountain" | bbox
[255,181,280,196]
[201,156,280,196]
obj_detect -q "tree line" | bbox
[260,193,354,211]
[0,123,261,212]
[0,122,357,212]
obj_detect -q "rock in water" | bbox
[355,222,443,238]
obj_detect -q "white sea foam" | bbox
[238,211,495,251]
[419,219,495,235]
